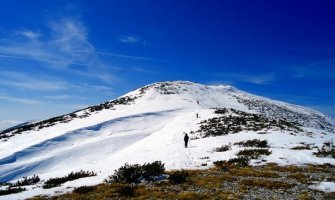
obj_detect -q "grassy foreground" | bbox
[28,163,335,200]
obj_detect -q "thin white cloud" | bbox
[210,72,275,85]
[72,83,114,94]
[16,30,41,40]
[57,104,89,110]
[234,73,274,84]
[131,67,158,74]
[118,35,141,43]
[0,94,43,105]
[43,95,84,100]
[97,52,155,61]
[0,71,68,91]
[0,18,115,83]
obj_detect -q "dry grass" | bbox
[288,173,309,183]
[27,163,334,200]
[298,191,315,200]
[240,179,295,189]
[263,163,302,173]
[230,167,279,178]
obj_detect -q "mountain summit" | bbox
[0,81,334,198]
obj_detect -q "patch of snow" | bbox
[309,182,335,193]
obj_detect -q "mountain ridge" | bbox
[0,81,334,199]
[1,81,333,140]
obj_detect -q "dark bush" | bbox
[214,144,231,152]
[142,161,165,181]
[10,175,40,187]
[116,185,136,197]
[106,161,165,184]
[43,170,96,189]
[214,157,250,168]
[314,141,335,158]
[291,145,313,150]
[234,139,269,148]
[236,149,272,159]
[107,163,143,184]
[73,185,96,194]
[168,170,189,184]
[0,187,26,196]
[0,182,10,187]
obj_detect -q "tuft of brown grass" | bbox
[288,173,309,183]
[177,191,209,200]
[230,167,279,178]
[298,191,315,200]
[240,179,295,189]
[263,163,302,173]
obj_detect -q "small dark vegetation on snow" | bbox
[291,143,314,150]
[43,170,96,189]
[214,148,272,169]
[214,144,231,152]
[73,185,97,194]
[214,157,250,168]
[0,187,26,196]
[195,108,302,138]
[142,161,165,181]
[234,139,269,148]
[0,182,10,187]
[107,163,142,184]
[10,175,40,187]
[314,141,335,158]
[235,97,335,133]
[237,149,272,159]
[105,161,165,184]
[168,170,189,184]
[0,175,40,196]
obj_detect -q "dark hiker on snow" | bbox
[184,133,189,148]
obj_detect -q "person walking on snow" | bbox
[184,133,189,148]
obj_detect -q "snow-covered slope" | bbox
[0,81,334,199]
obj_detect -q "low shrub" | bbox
[234,139,269,148]
[0,187,26,196]
[314,141,335,158]
[107,163,143,184]
[291,145,313,150]
[142,161,165,181]
[168,170,189,184]
[106,161,165,184]
[10,175,40,187]
[0,182,10,187]
[214,144,231,152]
[236,149,272,159]
[43,170,96,189]
[116,185,136,197]
[73,185,96,194]
[214,156,250,168]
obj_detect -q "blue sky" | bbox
[0,0,335,130]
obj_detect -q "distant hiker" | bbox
[197,100,199,105]
[196,113,199,118]
[184,133,189,148]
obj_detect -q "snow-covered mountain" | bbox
[1,81,334,199]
